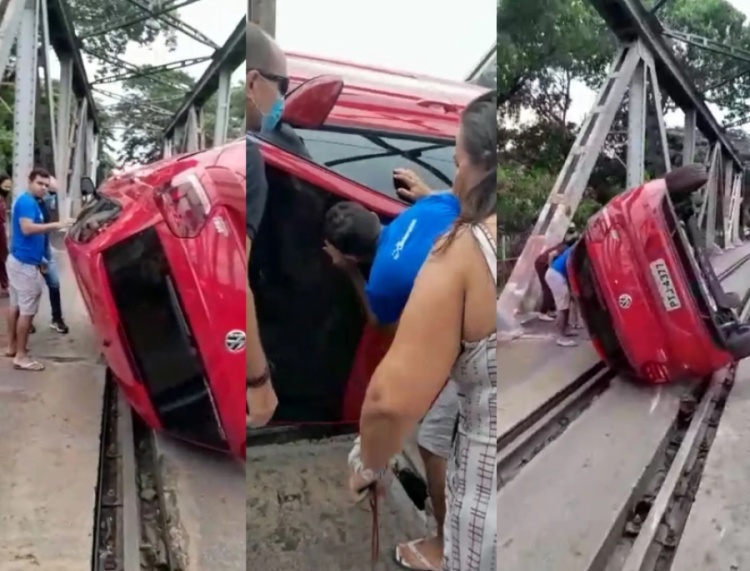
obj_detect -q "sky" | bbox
[275,0,497,82]
[559,0,750,130]
[42,0,493,156]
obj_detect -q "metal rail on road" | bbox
[497,249,750,571]
[92,375,180,571]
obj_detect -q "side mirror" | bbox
[80,176,96,197]
[281,75,344,129]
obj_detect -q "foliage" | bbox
[110,69,245,164]
[497,0,750,254]
[68,0,178,78]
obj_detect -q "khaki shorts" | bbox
[545,267,570,311]
[6,254,43,316]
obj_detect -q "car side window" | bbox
[295,128,456,201]
[249,164,370,423]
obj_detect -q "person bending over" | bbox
[545,243,577,347]
[323,183,459,570]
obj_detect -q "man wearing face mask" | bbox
[245,22,288,427]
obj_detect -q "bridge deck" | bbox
[498,243,750,571]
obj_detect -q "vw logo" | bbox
[618,294,633,309]
[225,329,245,352]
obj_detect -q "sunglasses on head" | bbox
[252,69,290,96]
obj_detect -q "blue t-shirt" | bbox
[11,192,46,265]
[365,192,460,325]
[550,245,573,279]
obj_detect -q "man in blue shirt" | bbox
[545,244,577,347]
[5,168,71,371]
[322,175,460,569]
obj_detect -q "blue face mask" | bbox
[260,95,285,133]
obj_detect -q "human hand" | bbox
[55,219,74,230]
[394,168,432,202]
[323,240,356,270]
[246,382,278,428]
[348,470,387,504]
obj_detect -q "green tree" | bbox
[110,68,245,164]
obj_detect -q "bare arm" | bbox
[246,236,278,428]
[19,217,64,235]
[359,243,464,470]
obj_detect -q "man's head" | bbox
[323,202,382,263]
[247,22,288,133]
[28,167,51,198]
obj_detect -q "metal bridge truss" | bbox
[0,0,243,219]
[499,0,748,327]
[161,17,244,157]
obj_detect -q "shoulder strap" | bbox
[469,224,497,284]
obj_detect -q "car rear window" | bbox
[295,128,456,202]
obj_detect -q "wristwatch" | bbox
[246,365,270,389]
[360,466,389,484]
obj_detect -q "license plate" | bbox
[649,258,682,312]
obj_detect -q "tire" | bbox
[664,164,708,198]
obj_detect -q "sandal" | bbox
[393,539,441,571]
[13,359,44,371]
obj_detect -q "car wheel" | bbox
[665,164,708,198]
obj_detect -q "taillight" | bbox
[153,170,212,239]
[640,361,671,383]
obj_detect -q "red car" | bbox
[568,165,750,384]
[250,53,486,424]
[66,141,246,458]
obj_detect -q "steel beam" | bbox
[123,0,218,48]
[80,0,200,39]
[91,56,210,85]
[627,59,647,188]
[683,110,696,164]
[466,43,497,89]
[12,0,38,200]
[40,0,56,171]
[664,29,750,66]
[162,17,244,140]
[212,68,231,146]
[56,56,73,202]
[589,0,743,170]
[47,0,98,130]
[68,99,88,219]
[0,0,24,80]
[186,106,199,152]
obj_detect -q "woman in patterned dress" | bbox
[349,91,497,571]
[0,174,11,297]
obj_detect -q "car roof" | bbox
[287,52,487,139]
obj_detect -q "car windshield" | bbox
[294,128,456,202]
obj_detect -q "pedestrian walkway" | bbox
[0,249,103,570]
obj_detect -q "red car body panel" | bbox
[66,141,247,458]
[570,179,732,383]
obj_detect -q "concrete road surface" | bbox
[0,251,103,570]
[247,436,430,571]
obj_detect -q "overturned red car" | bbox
[249,53,486,425]
[568,164,750,384]
[66,142,246,458]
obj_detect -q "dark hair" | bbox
[28,167,50,182]
[247,21,276,71]
[323,201,381,261]
[437,90,497,252]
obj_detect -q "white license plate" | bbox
[649,258,682,312]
